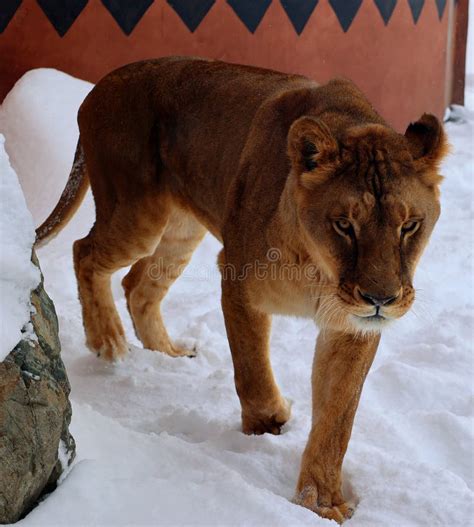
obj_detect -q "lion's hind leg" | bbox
[73,198,169,362]
[122,207,206,357]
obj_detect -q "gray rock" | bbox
[0,252,75,523]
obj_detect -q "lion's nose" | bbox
[358,289,399,307]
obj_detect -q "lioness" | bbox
[36,57,446,523]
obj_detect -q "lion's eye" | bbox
[401,220,420,236]
[333,219,353,236]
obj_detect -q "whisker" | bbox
[410,303,433,324]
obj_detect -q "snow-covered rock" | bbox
[0,137,75,523]
[0,135,39,361]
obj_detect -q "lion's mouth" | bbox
[357,313,386,322]
[355,304,389,322]
[351,310,394,332]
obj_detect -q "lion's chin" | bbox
[350,313,395,333]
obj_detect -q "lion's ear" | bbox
[287,116,339,189]
[404,114,449,184]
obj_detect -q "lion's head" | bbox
[288,113,448,333]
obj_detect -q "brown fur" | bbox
[36,57,447,522]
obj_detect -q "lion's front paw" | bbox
[241,398,291,435]
[294,484,354,524]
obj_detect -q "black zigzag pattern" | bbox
[280,0,319,34]
[435,0,447,19]
[328,0,363,32]
[373,0,397,25]
[37,0,88,36]
[227,0,272,33]
[101,0,153,35]
[0,0,22,33]
[408,0,425,23]
[0,0,452,37]
[167,0,215,32]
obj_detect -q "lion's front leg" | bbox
[221,277,290,435]
[294,330,380,523]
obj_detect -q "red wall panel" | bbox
[0,0,466,132]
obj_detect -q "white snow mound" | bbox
[0,134,40,361]
[0,69,93,226]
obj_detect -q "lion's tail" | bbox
[35,138,89,247]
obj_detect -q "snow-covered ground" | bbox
[0,66,473,525]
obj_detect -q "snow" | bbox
[0,65,472,525]
[0,134,39,361]
[0,69,92,226]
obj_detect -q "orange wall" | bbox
[0,0,457,132]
